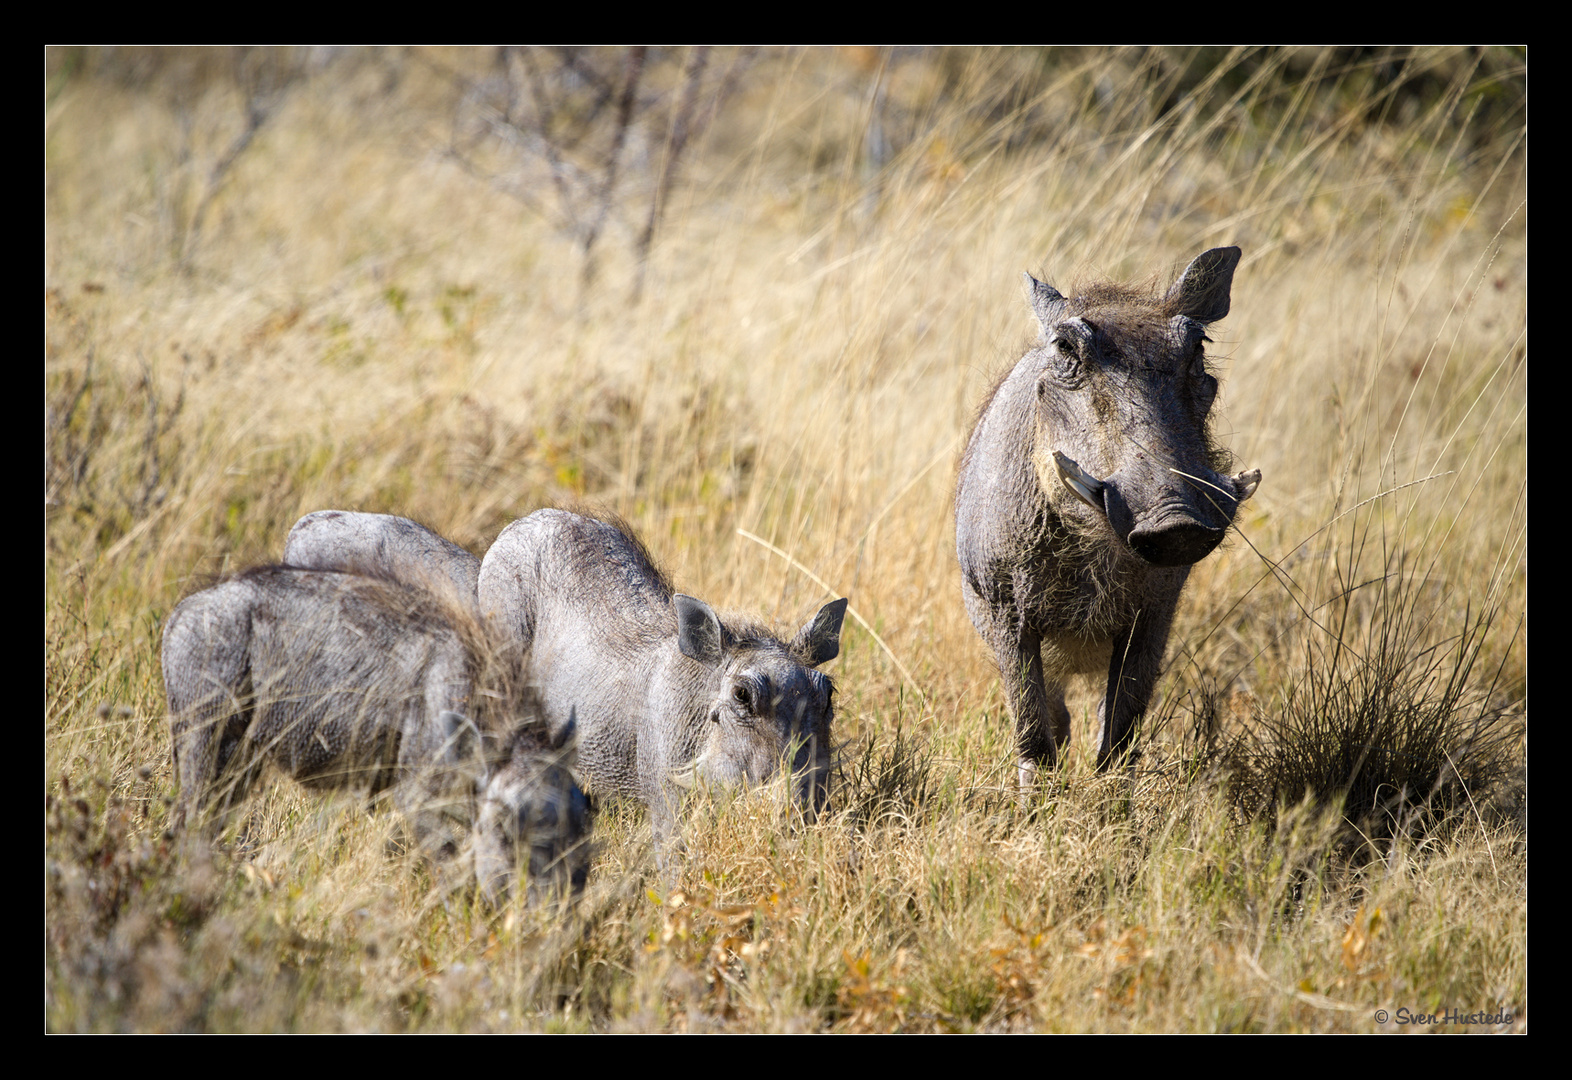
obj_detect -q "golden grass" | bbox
[46,46,1525,1031]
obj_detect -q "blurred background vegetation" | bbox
[46,47,1525,1032]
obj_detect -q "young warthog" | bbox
[162,566,590,902]
[477,510,847,857]
[956,247,1261,780]
[472,718,593,905]
[283,511,481,609]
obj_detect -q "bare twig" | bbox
[181,49,312,267]
[579,47,646,291]
[633,47,709,302]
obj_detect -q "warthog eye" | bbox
[732,684,753,710]
[1045,337,1080,386]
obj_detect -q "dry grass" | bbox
[46,46,1525,1032]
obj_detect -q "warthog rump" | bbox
[478,510,847,860]
[162,566,590,903]
[283,510,481,610]
[956,246,1261,779]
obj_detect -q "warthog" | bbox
[163,566,590,903]
[956,246,1261,780]
[283,510,481,609]
[477,509,847,857]
[472,719,593,905]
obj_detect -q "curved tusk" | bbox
[1053,450,1107,514]
[1231,468,1262,502]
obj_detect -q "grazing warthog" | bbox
[473,719,593,905]
[283,511,481,608]
[956,246,1261,781]
[477,510,847,857]
[162,566,590,902]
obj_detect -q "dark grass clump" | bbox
[1227,550,1523,851]
[836,719,941,832]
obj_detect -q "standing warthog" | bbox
[477,510,847,857]
[956,247,1261,780]
[162,566,590,903]
[284,511,481,609]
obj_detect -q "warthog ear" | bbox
[793,598,848,667]
[1023,273,1066,336]
[674,594,724,666]
[1167,246,1241,323]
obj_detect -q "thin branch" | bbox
[633,47,709,301]
[579,47,646,291]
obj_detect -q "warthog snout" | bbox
[787,715,832,821]
[691,680,833,814]
[472,714,593,907]
[1053,450,1262,568]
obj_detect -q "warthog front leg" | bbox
[1002,628,1072,787]
[1095,595,1178,769]
[171,699,265,835]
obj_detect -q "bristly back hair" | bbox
[554,502,677,600]
[224,564,542,747]
[553,504,825,657]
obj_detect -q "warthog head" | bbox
[671,594,847,819]
[1028,246,1261,567]
[472,717,593,907]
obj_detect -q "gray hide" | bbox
[477,510,847,858]
[162,566,589,903]
[283,511,481,610]
[473,718,593,905]
[955,247,1261,780]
